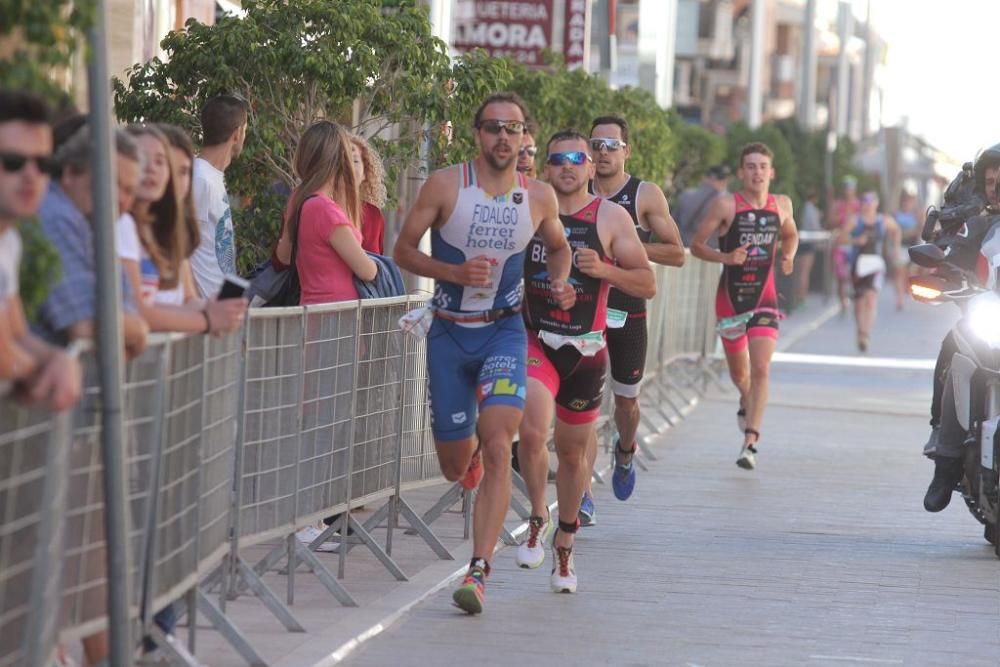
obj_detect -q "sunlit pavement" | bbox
[340,288,1000,666]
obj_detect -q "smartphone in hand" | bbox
[218,274,250,300]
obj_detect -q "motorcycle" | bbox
[910,242,1000,558]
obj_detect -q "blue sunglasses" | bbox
[546,151,590,167]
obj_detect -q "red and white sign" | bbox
[452,0,556,67]
[562,0,589,69]
[451,0,591,70]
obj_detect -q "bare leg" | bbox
[613,393,640,454]
[470,405,521,561]
[795,253,815,304]
[517,378,554,518]
[724,345,751,404]
[744,336,777,446]
[552,420,596,549]
[82,632,109,667]
[583,428,597,495]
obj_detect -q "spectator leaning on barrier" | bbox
[0,89,81,411]
[674,164,730,247]
[34,125,149,358]
[120,124,246,333]
[275,120,376,306]
[191,94,248,297]
[350,133,388,255]
[157,123,204,301]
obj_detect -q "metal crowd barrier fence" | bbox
[0,257,727,666]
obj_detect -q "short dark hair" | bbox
[739,142,774,166]
[473,92,529,129]
[706,164,731,181]
[590,115,629,144]
[546,130,588,153]
[0,89,51,125]
[200,94,249,146]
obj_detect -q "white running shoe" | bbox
[550,542,577,593]
[736,444,757,470]
[516,512,554,569]
[295,526,337,552]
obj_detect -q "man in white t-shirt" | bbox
[0,89,81,410]
[190,94,249,297]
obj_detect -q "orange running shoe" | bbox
[459,449,483,490]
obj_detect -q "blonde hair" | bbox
[288,121,360,238]
[126,124,186,289]
[350,134,387,209]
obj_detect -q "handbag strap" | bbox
[287,193,319,270]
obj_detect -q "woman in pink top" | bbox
[278,121,376,304]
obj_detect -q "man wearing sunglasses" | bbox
[395,92,575,615]
[0,89,81,412]
[691,142,798,471]
[516,123,539,179]
[516,131,654,593]
[584,115,684,517]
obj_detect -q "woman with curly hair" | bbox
[349,133,387,254]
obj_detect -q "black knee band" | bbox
[558,519,579,534]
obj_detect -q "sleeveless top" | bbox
[431,161,535,313]
[523,198,610,336]
[718,192,781,314]
[589,175,649,315]
[850,215,886,257]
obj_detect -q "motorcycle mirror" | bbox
[909,243,947,268]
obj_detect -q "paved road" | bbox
[343,290,1000,666]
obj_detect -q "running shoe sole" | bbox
[452,585,483,614]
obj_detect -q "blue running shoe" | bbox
[611,437,637,501]
[578,491,596,527]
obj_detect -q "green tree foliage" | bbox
[494,60,674,186]
[114,0,510,272]
[666,109,726,197]
[0,0,94,99]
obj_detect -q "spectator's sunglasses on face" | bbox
[590,138,627,152]
[518,146,538,157]
[546,151,590,167]
[478,119,525,135]
[0,152,57,176]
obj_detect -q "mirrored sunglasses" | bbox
[546,151,590,167]
[478,119,526,135]
[589,138,627,152]
[518,146,538,157]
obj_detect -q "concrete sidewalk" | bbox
[339,290,999,666]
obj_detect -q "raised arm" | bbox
[778,195,799,276]
[578,203,656,298]
[638,182,685,267]
[532,181,575,310]
[690,194,745,266]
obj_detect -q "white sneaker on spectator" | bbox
[295,526,337,552]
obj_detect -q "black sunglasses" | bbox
[0,152,58,176]
[518,146,538,157]
[478,119,526,135]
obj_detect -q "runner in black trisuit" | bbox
[585,115,684,519]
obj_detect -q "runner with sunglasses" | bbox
[690,142,798,470]
[395,92,575,614]
[516,131,654,592]
[516,123,539,179]
[584,115,684,518]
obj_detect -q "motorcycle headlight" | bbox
[968,298,1000,347]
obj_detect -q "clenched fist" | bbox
[726,242,750,266]
[550,279,577,310]
[575,248,606,279]
[451,256,493,287]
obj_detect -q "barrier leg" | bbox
[145,625,200,667]
[236,558,305,632]
[197,590,267,667]
[344,514,408,581]
[395,496,453,560]
[405,482,463,534]
[291,541,358,607]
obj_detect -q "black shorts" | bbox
[606,312,646,398]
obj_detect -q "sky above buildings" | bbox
[870,0,999,161]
